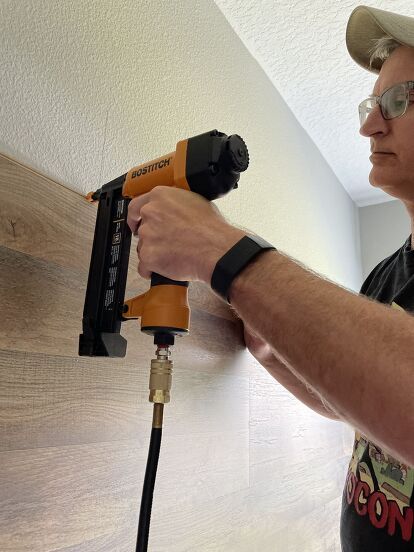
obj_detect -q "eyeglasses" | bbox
[358,81,414,127]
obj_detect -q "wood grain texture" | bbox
[0,245,244,358]
[0,152,235,321]
[0,348,250,451]
[0,153,353,551]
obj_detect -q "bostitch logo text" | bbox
[132,157,172,179]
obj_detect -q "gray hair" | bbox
[368,36,402,69]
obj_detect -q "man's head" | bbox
[360,43,414,201]
[347,6,414,202]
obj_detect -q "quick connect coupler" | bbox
[149,346,173,405]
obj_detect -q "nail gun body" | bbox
[79,130,249,357]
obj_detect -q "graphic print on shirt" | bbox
[344,302,414,543]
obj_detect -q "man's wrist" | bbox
[210,234,277,303]
[200,225,246,284]
[228,247,279,303]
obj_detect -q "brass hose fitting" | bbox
[149,345,173,406]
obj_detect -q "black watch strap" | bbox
[211,234,276,304]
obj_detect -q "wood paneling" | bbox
[0,245,242,358]
[0,153,234,321]
[0,153,352,551]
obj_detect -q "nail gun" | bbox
[79,129,249,357]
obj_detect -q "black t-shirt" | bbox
[340,235,414,551]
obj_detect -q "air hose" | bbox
[136,404,164,551]
[136,344,172,551]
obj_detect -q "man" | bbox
[127,5,414,550]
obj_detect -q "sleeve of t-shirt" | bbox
[359,263,383,295]
[359,245,402,296]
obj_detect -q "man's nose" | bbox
[359,104,389,137]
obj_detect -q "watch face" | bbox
[248,234,275,250]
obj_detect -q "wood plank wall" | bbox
[0,153,352,551]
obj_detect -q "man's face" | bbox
[360,45,414,201]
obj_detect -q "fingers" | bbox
[127,192,154,278]
[136,238,151,280]
[127,192,152,234]
[137,262,151,280]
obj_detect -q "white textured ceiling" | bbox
[214,0,414,206]
[2,1,413,207]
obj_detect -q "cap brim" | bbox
[346,5,414,73]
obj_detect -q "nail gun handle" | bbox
[144,273,190,346]
[151,273,189,288]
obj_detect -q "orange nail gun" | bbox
[79,129,249,357]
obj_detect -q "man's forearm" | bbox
[243,319,339,420]
[228,249,414,466]
[259,353,340,421]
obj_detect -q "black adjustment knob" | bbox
[222,134,249,173]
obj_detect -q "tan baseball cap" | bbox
[346,5,414,73]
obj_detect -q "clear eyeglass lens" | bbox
[382,83,407,119]
[359,83,409,127]
[359,98,376,127]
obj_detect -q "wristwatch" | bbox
[210,234,276,304]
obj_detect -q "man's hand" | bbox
[126,186,245,283]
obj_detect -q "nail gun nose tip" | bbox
[85,190,101,203]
